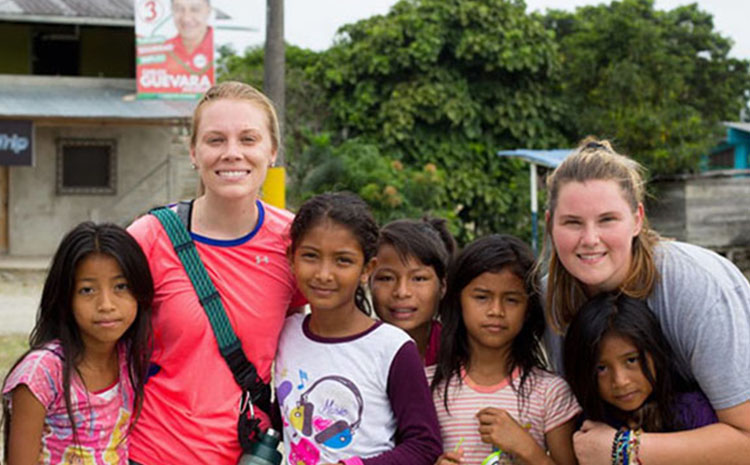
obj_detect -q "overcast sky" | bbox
[214,0,749,60]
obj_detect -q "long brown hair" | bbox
[563,293,697,431]
[543,138,661,333]
[2,222,153,459]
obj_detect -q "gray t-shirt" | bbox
[545,240,750,410]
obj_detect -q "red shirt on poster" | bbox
[137,27,214,97]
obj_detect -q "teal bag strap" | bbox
[151,206,241,353]
[149,206,265,399]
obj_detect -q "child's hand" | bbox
[435,449,464,464]
[476,407,533,456]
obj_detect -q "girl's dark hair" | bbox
[431,234,546,413]
[377,217,456,283]
[290,192,379,315]
[563,293,694,431]
[2,222,153,456]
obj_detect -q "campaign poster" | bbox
[135,0,215,99]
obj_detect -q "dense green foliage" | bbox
[288,132,455,227]
[217,0,750,242]
[219,44,329,164]
[218,45,452,229]
[545,0,750,174]
[313,0,566,241]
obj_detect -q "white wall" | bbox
[8,123,197,255]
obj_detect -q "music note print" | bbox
[297,370,309,390]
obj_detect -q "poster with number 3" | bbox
[135,0,215,99]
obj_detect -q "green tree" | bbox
[290,132,455,227]
[544,0,750,174]
[219,44,454,225]
[314,0,567,242]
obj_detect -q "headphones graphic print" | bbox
[293,375,364,449]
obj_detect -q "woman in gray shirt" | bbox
[542,138,750,465]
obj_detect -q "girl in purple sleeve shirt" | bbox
[274,193,442,465]
[563,292,718,441]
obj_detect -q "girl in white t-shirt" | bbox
[275,192,442,465]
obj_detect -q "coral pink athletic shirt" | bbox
[127,200,305,465]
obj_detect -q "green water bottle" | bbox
[481,447,514,465]
[237,428,282,465]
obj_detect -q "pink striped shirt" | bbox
[427,367,580,464]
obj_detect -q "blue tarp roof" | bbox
[496,149,573,168]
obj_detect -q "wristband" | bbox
[611,427,643,465]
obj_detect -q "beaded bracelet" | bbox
[628,428,643,465]
[616,428,631,464]
[611,427,644,465]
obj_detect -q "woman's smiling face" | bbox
[190,98,277,201]
[550,179,643,295]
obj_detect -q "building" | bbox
[0,0,198,256]
[647,122,750,278]
[705,122,750,171]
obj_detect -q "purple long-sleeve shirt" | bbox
[341,338,443,465]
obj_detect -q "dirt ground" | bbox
[0,268,45,295]
[0,269,45,336]
[0,269,43,455]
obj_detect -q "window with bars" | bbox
[56,138,117,195]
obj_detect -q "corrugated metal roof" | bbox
[0,0,229,25]
[0,0,132,20]
[725,122,750,134]
[0,75,196,121]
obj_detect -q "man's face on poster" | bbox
[172,0,211,44]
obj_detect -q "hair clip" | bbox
[583,141,610,152]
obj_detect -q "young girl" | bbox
[430,235,579,465]
[370,217,455,366]
[563,293,718,436]
[2,222,153,464]
[274,192,442,465]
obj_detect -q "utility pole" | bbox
[262,0,286,208]
[264,0,285,165]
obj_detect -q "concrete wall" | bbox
[683,177,750,248]
[8,124,198,255]
[648,175,750,278]
[646,180,687,241]
[649,176,750,248]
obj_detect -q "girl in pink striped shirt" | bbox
[429,235,580,465]
[2,223,153,465]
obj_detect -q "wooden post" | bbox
[0,166,8,253]
[264,0,285,154]
[263,0,286,207]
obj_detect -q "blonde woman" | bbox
[127,82,305,465]
[543,139,750,465]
